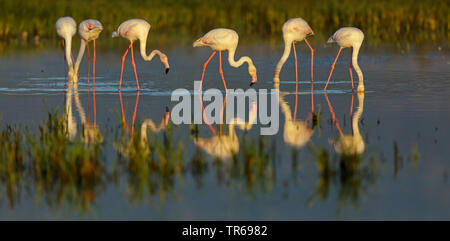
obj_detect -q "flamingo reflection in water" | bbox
[274,81,315,149]
[116,91,170,159]
[65,82,103,144]
[324,92,365,156]
[194,92,257,160]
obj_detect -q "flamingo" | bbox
[274,18,314,86]
[116,92,169,159]
[194,100,257,160]
[274,82,314,149]
[325,93,365,156]
[65,82,103,144]
[74,19,103,85]
[324,27,365,92]
[112,19,170,91]
[193,28,257,90]
[56,17,77,81]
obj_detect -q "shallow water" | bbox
[0,42,449,220]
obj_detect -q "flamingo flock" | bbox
[56,16,365,92]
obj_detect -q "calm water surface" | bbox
[0,42,449,220]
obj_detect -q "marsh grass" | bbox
[115,122,184,204]
[0,0,447,46]
[0,110,105,210]
[308,145,378,208]
[28,111,105,210]
[0,126,24,208]
[0,107,422,211]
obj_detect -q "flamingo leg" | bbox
[119,43,131,91]
[199,51,216,91]
[304,39,315,113]
[119,91,130,134]
[349,48,354,91]
[324,93,343,136]
[310,86,314,113]
[304,38,314,84]
[87,43,91,123]
[130,41,140,90]
[93,39,96,87]
[86,40,90,84]
[324,47,343,91]
[349,92,354,123]
[218,51,227,90]
[218,51,228,126]
[131,90,139,136]
[292,42,298,120]
[88,84,91,123]
[199,92,217,136]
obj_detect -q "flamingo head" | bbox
[81,21,103,38]
[160,54,170,74]
[327,36,336,43]
[90,25,103,35]
[249,65,257,86]
[306,28,314,36]
[193,38,203,47]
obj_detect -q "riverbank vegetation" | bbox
[0,0,448,45]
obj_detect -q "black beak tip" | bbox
[165,68,170,74]
[165,106,169,112]
[249,82,255,87]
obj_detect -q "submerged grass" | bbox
[0,0,448,45]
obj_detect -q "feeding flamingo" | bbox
[193,28,257,90]
[56,16,77,81]
[74,19,103,85]
[274,18,315,87]
[324,27,365,92]
[112,19,170,91]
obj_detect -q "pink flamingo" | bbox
[74,19,103,85]
[193,28,258,90]
[274,18,315,87]
[56,17,77,81]
[112,19,170,91]
[324,27,365,92]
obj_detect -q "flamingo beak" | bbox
[249,73,257,86]
[163,60,170,74]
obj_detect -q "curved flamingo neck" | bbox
[352,44,364,90]
[73,40,87,78]
[65,84,75,139]
[140,119,156,144]
[227,46,254,70]
[352,93,364,138]
[138,35,164,62]
[64,35,74,74]
[274,39,292,79]
[279,94,293,122]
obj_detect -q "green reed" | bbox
[0,110,105,211]
[0,125,24,208]
[0,106,423,212]
[0,0,448,45]
[115,122,184,204]
[308,145,378,208]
